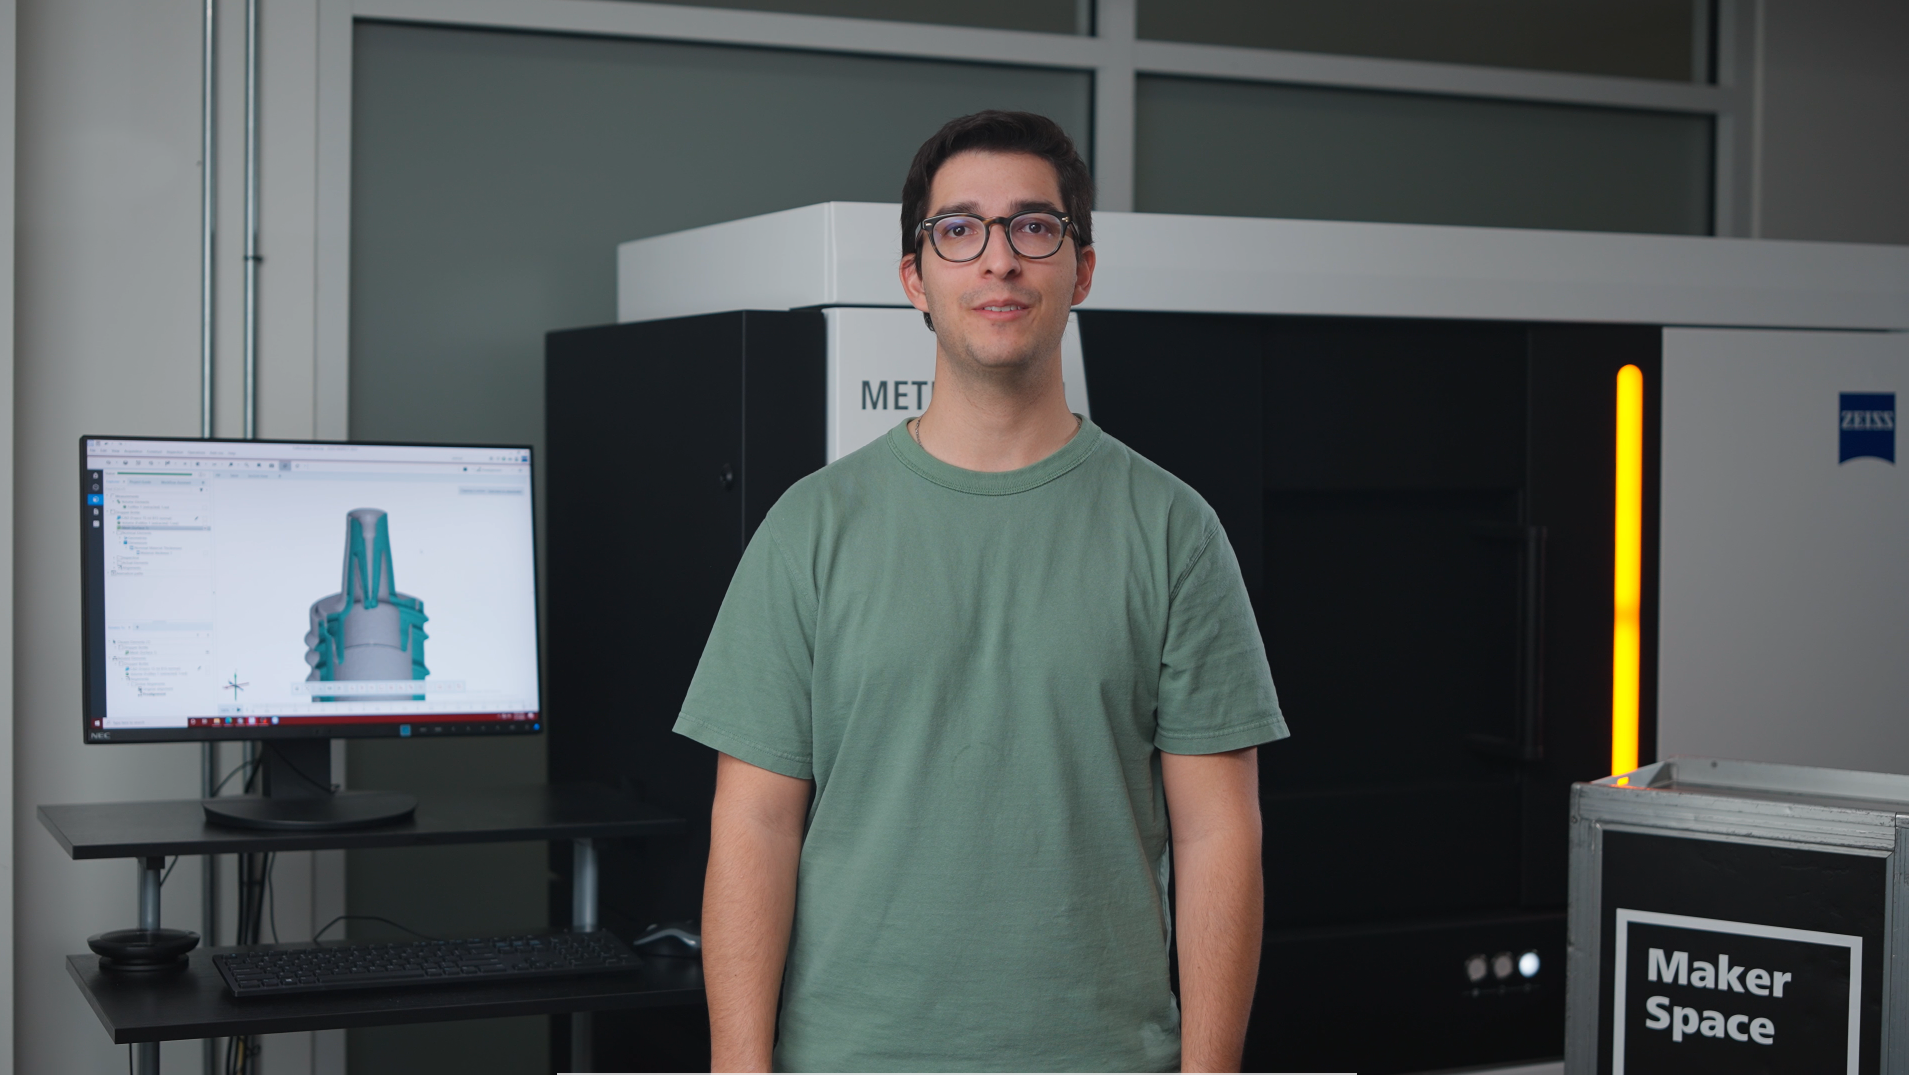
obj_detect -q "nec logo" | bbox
[1838,392,1894,464]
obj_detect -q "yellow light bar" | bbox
[1612,364,1644,775]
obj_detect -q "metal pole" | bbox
[571,838,598,932]
[139,856,164,931]
[202,745,220,1075]
[133,858,165,1075]
[570,839,598,1071]
[202,6,222,1071]
[200,0,216,438]
[242,0,259,441]
[201,745,218,935]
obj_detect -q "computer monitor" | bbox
[81,435,542,830]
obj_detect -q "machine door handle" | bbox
[1467,523,1547,763]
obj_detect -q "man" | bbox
[676,111,1286,1072]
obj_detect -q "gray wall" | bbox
[12,1,333,1071]
[0,0,15,1065]
[14,4,220,1073]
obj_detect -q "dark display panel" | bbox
[1077,311,1661,1072]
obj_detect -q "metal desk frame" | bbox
[40,785,685,1075]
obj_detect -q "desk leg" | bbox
[134,856,164,1075]
[203,743,219,1075]
[139,855,162,930]
[571,838,598,1072]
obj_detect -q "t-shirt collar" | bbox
[887,414,1103,496]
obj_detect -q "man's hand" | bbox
[1161,746,1262,1073]
[703,752,813,1072]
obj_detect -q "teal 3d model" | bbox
[305,508,429,699]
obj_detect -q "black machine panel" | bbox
[1078,310,1662,1073]
[545,309,1661,1073]
[544,310,826,927]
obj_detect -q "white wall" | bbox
[14,2,207,1068]
[12,1,326,1072]
[0,0,17,1068]
[1658,327,1909,771]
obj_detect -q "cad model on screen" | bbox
[84,436,542,739]
[304,508,430,701]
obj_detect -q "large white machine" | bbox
[620,202,1909,776]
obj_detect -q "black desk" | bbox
[68,946,703,1043]
[37,782,681,858]
[40,784,694,1073]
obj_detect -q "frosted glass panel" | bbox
[1136,76,1711,235]
[351,21,1091,450]
[1138,0,1707,83]
[644,0,1086,35]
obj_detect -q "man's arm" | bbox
[1161,746,1263,1073]
[703,752,814,1072]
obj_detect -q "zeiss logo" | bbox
[1838,392,1894,464]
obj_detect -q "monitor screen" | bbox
[82,436,542,743]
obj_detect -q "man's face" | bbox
[901,150,1095,379]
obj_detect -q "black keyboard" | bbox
[213,931,641,997]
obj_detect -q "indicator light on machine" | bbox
[1612,364,1644,775]
[1519,950,1541,978]
[1491,952,1515,980]
[1465,954,1488,983]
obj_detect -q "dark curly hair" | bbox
[900,110,1095,265]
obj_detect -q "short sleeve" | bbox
[673,518,817,779]
[1154,524,1289,755]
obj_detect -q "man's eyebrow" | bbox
[1012,199,1065,215]
[927,198,1066,218]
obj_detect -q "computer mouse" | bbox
[631,921,701,958]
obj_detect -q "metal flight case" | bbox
[1567,757,1909,1074]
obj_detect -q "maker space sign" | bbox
[1613,908,1860,1074]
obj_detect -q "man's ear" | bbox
[1070,245,1097,308]
[899,252,931,314]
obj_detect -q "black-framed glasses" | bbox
[917,211,1072,263]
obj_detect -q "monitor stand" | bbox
[202,739,417,831]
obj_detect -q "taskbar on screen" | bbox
[182,712,541,736]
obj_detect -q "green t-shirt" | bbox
[675,417,1286,1072]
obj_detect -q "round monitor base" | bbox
[89,928,199,971]
[203,791,417,831]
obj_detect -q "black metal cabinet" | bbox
[545,311,824,1069]
[545,308,1660,1074]
[1078,310,1661,1074]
